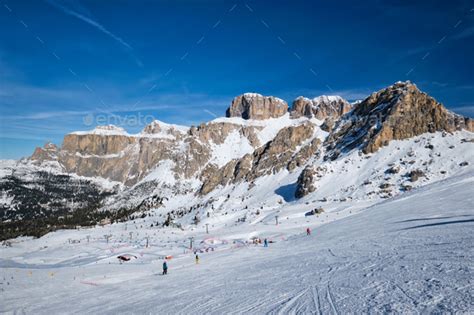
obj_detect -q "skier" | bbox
[195,254,199,264]
[162,260,168,275]
[264,238,268,247]
[306,227,311,236]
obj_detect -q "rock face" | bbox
[27,83,474,195]
[325,81,474,157]
[30,120,267,186]
[290,95,352,120]
[62,133,135,156]
[295,166,316,198]
[200,122,320,194]
[141,121,186,139]
[61,130,139,183]
[30,143,59,164]
[408,170,425,182]
[226,93,288,120]
[189,122,261,147]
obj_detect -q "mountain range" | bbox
[1,81,473,240]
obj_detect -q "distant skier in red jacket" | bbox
[306,227,311,236]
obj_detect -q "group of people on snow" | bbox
[162,228,312,275]
[252,237,271,247]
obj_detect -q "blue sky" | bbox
[1,0,473,159]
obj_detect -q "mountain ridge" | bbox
[1,81,473,239]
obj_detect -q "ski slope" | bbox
[1,171,473,314]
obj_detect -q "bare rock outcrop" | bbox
[142,120,186,140]
[62,133,135,156]
[325,81,474,158]
[200,122,318,194]
[29,119,265,186]
[30,142,59,163]
[407,169,425,182]
[226,93,288,120]
[59,126,139,183]
[60,123,217,184]
[189,122,261,147]
[295,166,317,198]
[290,95,352,120]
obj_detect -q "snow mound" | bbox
[71,125,128,136]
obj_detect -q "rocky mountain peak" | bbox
[313,95,348,106]
[226,93,288,120]
[290,94,351,120]
[43,142,58,150]
[30,142,59,163]
[353,80,418,116]
[325,81,474,157]
[141,120,188,138]
[393,80,415,88]
[142,120,164,134]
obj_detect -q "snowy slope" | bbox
[71,125,129,136]
[158,129,473,229]
[1,171,473,314]
[208,130,254,168]
[211,113,319,145]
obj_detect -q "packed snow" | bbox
[208,130,254,168]
[211,113,322,145]
[241,93,286,104]
[69,121,189,140]
[141,160,177,185]
[139,120,189,139]
[71,125,129,136]
[1,171,473,314]
[312,95,346,105]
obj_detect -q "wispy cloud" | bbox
[453,26,474,40]
[0,80,232,140]
[45,0,143,67]
[203,109,218,118]
[449,105,474,118]
[3,110,92,120]
[430,81,449,88]
[397,46,432,60]
[0,134,59,142]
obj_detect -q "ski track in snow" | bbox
[311,285,322,315]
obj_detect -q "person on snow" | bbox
[264,238,268,247]
[306,227,311,236]
[195,254,199,264]
[162,260,168,275]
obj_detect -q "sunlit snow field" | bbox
[1,170,473,314]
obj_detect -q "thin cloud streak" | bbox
[0,81,232,119]
[0,134,57,142]
[453,26,474,40]
[449,106,474,118]
[45,0,143,67]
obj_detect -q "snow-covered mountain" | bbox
[1,81,473,240]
